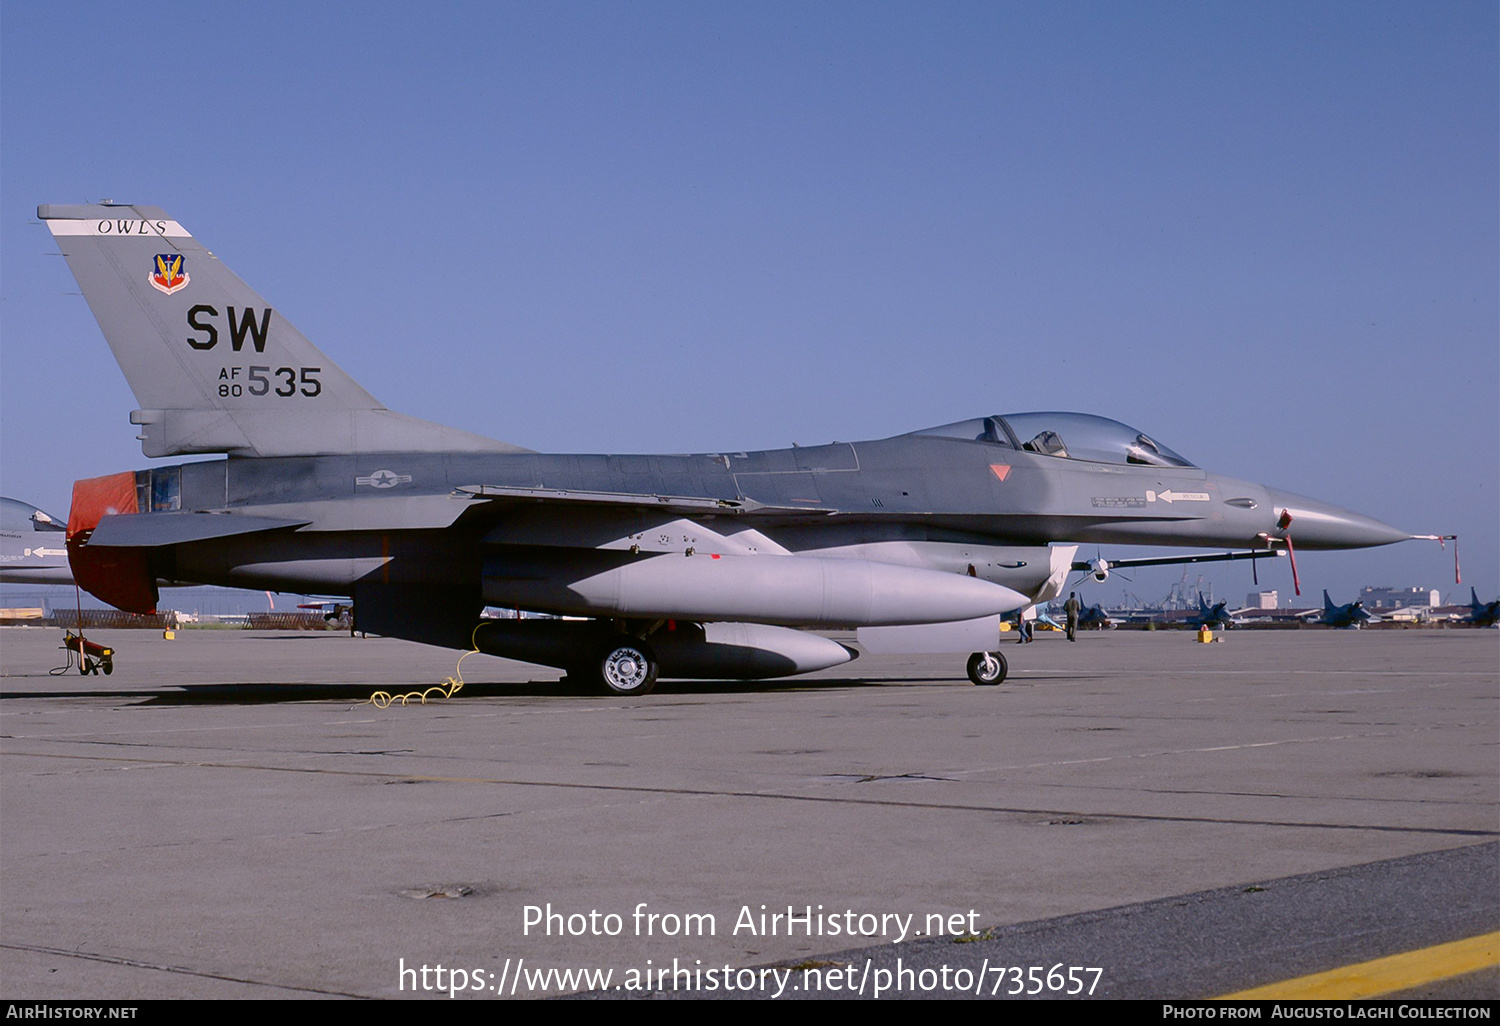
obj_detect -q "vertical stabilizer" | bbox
[39,204,528,458]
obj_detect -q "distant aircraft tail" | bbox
[1323,589,1335,611]
[38,204,527,458]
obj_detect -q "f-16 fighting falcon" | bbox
[38,204,1418,694]
[0,497,71,585]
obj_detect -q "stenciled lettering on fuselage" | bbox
[1146,490,1210,504]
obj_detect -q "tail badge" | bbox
[149,254,190,295]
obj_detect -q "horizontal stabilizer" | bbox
[85,512,309,548]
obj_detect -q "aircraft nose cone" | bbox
[1263,489,1409,550]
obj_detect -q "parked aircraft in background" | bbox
[1314,591,1379,629]
[1186,595,1239,630]
[1461,588,1499,627]
[0,497,71,584]
[1077,603,1115,630]
[38,203,1424,693]
[1033,606,1065,631]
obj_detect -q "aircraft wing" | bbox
[459,486,1226,531]
[454,484,809,516]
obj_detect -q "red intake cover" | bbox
[67,471,158,614]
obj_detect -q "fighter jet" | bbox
[1076,603,1114,630]
[1186,595,1238,631]
[36,203,1417,693]
[1460,588,1500,627]
[0,497,72,584]
[1316,591,1379,629]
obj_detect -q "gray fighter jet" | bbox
[37,203,1416,693]
[0,497,71,584]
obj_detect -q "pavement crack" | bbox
[6,749,1494,839]
[0,941,368,998]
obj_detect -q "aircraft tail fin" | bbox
[1323,589,1334,610]
[1473,587,1482,609]
[38,204,528,458]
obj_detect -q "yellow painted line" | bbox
[1219,932,1498,1000]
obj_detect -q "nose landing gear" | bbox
[966,650,1007,686]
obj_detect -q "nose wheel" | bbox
[966,650,1007,686]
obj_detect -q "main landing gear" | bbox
[589,639,659,696]
[966,650,1007,686]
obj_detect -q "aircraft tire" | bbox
[594,640,659,696]
[966,650,1007,686]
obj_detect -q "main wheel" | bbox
[966,650,1007,686]
[595,641,658,696]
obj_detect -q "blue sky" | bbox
[2,1,1495,607]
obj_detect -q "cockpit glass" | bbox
[908,418,1010,445]
[995,413,1195,467]
[904,413,1194,466]
[0,497,65,532]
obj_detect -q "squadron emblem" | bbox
[149,254,190,295]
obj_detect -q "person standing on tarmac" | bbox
[1064,592,1081,642]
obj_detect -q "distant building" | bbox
[1359,586,1440,610]
[1246,591,1279,610]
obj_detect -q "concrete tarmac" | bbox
[1,626,1495,999]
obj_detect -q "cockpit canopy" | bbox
[908,412,1195,468]
[0,497,66,533]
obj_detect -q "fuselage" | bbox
[107,419,1404,616]
[0,497,71,585]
